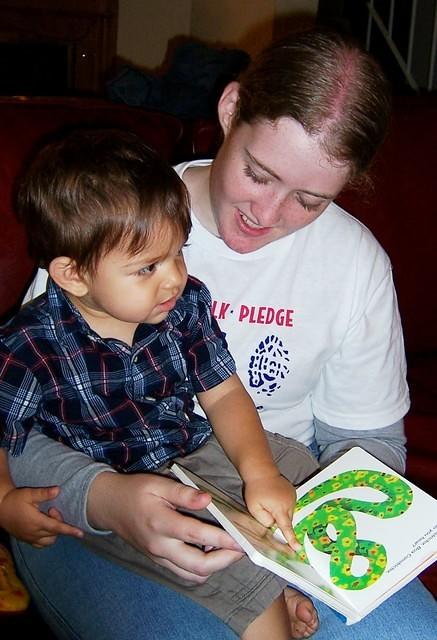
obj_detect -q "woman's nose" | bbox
[251,195,283,226]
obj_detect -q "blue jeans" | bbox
[11,535,437,639]
[11,536,237,640]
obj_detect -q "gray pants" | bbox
[83,433,319,635]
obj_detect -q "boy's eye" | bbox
[137,264,156,276]
[243,164,269,185]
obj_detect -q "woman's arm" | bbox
[87,470,243,581]
[8,430,115,534]
[9,430,243,581]
[314,417,406,472]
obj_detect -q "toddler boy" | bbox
[0,129,319,638]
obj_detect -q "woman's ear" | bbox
[217,81,240,135]
[49,257,89,297]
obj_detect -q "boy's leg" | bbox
[74,434,319,637]
[285,588,320,638]
[242,591,318,640]
[242,593,290,640]
[182,433,318,507]
[177,434,320,639]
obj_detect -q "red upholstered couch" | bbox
[0,97,184,323]
[0,95,435,595]
[337,95,437,597]
[336,95,437,502]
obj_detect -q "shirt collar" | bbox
[46,278,169,348]
[46,278,97,343]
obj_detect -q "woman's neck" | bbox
[182,163,219,235]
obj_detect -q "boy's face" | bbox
[73,225,188,340]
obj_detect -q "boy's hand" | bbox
[244,474,300,551]
[0,485,84,547]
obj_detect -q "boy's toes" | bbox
[285,586,319,639]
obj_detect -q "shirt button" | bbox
[133,356,138,363]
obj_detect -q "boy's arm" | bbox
[197,373,299,548]
[0,341,82,543]
[0,448,14,502]
[197,374,277,480]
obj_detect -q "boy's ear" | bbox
[48,257,89,297]
[217,81,240,135]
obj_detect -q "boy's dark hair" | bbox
[16,128,191,273]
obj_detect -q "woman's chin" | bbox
[222,232,273,253]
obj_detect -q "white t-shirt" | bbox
[178,160,409,445]
[25,159,410,446]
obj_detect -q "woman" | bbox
[9,29,436,639]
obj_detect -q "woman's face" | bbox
[209,116,351,253]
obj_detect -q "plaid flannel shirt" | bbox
[0,277,235,472]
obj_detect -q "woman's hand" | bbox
[87,471,244,583]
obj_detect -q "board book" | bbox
[171,447,437,624]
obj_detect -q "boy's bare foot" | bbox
[285,587,319,639]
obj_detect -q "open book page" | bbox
[170,462,355,619]
[171,447,437,624]
[292,447,437,617]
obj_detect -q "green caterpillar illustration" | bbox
[293,470,413,590]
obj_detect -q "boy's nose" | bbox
[162,261,186,291]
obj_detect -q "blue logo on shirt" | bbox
[248,335,290,396]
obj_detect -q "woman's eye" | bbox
[301,201,314,211]
[243,164,269,185]
[297,196,320,212]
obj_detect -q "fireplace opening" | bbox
[0,1,118,97]
[0,42,71,96]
